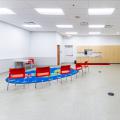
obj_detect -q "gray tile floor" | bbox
[0,64,120,120]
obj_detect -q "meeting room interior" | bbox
[0,0,120,120]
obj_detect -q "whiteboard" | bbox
[63,45,74,63]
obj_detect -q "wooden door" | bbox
[57,45,60,65]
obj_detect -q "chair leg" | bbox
[41,81,44,88]
[82,69,84,76]
[71,76,72,81]
[61,78,62,84]
[76,73,77,79]
[7,82,9,91]
[88,66,89,72]
[85,67,87,74]
[48,80,51,86]
[35,83,37,88]
[23,84,25,89]
[57,78,58,83]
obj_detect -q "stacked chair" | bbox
[26,58,35,69]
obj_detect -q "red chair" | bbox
[75,63,83,70]
[60,65,71,74]
[60,65,71,83]
[75,63,83,77]
[83,61,89,72]
[8,68,25,90]
[36,67,50,77]
[35,67,50,88]
[9,68,25,79]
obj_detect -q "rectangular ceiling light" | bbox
[89,32,101,35]
[0,8,15,15]
[23,24,42,28]
[88,8,115,15]
[56,25,73,28]
[89,25,105,28]
[116,32,120,35]
[65,32,78,35]
[35,8,64,15]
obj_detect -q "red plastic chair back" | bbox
[9,68,25,79]
[36,67,50,77]
[60,65,71,74]
[76,63,82,70]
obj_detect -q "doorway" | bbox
[57,45,60,65]
[63,45,74,63]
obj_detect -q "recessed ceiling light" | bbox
[75,16,80,19]
[116,32,120,35]
[89,32,101,35]
[65,32,78,35]
[89,25,105,28]
[88,8,115,15]
[24,22,35,24]
[0,8,15,15]
[66,34,72,37]
[35,8,64,15]
[80,21,88,26]
[105,25,113,29]
[23,24,42,28]
[56,25,73,28]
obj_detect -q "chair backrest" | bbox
[76,63,82,70]
[9,68,25,79]
[36,67,50,77]
[28,58,34,64]
[60,65,71,74]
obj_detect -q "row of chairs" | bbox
[9,61,89,79]
[7,61,89,90]
[7,65,71,90]
[9,65,71,79]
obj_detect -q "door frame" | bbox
[57,45,60,65]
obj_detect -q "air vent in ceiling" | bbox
[80,21,88,26]
[24,21,36,24]
[105,25,113,29]
[75,16,80,19]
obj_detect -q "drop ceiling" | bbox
[0,0,120,35]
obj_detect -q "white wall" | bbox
[56,33,62,45]
[61,36,120,63]
[0,21,30,73]
[0,23,63,72]
[30,32,57,58]
[1,20,120,72]
[30,32,62,66]
[62,36,120,45]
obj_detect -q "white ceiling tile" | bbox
[0,0,119,34]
